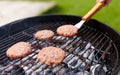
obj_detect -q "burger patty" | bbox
[37,46,66,66]
[34,30,54,40]
[57,25,78,37]
[6,42,32,59]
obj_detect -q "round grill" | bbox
[0,15,119,75]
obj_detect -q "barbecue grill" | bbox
[0,15,120,75]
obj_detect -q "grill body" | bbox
[0,15,119,75]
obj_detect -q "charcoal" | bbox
[78,43,91,56]
[56,67,67,75]
[28,39,39,49]
[31,71,39,75]
[60,36,76,49]
[64,68,74,75]
[52,65,63,73]
[46,70,53,75]
[90,64,106,75]
[0,65,5,73]
[63,54,74,63]
[67,56,82,69]
[40,41,49,47]
[73,47,82,54]
[2,65,25,75]
[78,62,86,71]
[42,69,54,75]
[83,50,91,58]
[75,71,89,75]
[88,51,95,61]
[0,34,111,75]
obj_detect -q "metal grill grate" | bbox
[0,24,118,75]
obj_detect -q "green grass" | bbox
[43,0,120,32]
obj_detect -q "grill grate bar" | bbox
[0,23,117,75]
[0,27,38,59]
[4,38,39,74]
[87,35,112,71]
[42,34,88,74]
[0,32,32,51]
[89,31,101,44]
[0,32,34,67]
[93,33,104,48]
[75,31,99,58]
[20,26,87,73]
[79,27,94,39]
[60,30,85,49]
[45,42,84,74]
[0,37,15,46]
[1,46,40,74]
[14,49,41,74]
[53,28,113,74]
[79,26,90,35]
[21,36,79,74]
[12,23,77,74]
[19,40,65,75]
[55,50,88,73]
[18,34,73,74]
[50,34,96,71]
[0,25,39,50]
[99,41,112,60]
[0,34,31,60]
[90,34,106,58]
[0,45,30,64]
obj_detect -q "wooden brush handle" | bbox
[82,1,105,21]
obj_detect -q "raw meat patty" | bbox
[57,25,78,37]
[6,42,32,59]
[34,30,54,40]
[37,46,66,66]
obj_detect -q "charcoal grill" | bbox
[0,15,120,75]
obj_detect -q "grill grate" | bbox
[0,24,118,75]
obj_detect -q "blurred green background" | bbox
[42,0,120,32]
[8,0,120,32]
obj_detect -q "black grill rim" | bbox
[0,14,120,75]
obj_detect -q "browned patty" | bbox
[57,25,78,37]
[6,42,32,59]
[37,46,66,66]
[34,30,54,40]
